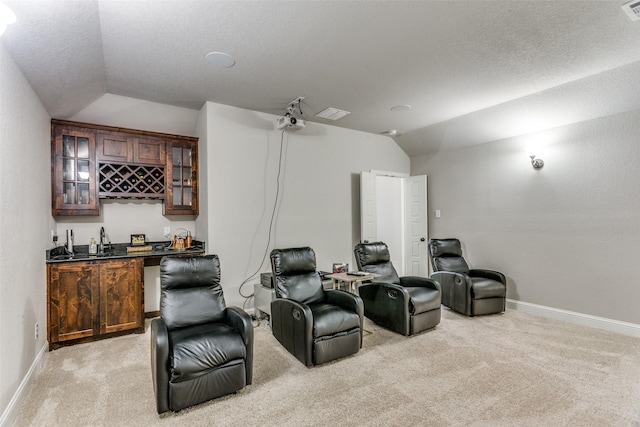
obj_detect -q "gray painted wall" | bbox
[411,109,640,325]
[0,43,52,424]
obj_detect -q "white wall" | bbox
[200,102,410,308]
[412,109,640,326]
[0,43,52,425]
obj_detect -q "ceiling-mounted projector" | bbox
[277,113,305,131]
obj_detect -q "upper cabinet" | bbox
[51,120,198,216]
[165,139,198,215]
[51,124,100,216]
[97,132,166,166]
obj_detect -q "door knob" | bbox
[420,238,426,242]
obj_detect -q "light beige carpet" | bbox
[13,308,640,426]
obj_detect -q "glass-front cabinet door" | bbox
[52,125,99,215]
[165,140,198,215]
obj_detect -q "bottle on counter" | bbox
[89,238,98,255]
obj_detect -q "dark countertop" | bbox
[46,240,206,263]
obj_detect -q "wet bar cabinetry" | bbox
[51,120,198,216]
[47,258,144,350]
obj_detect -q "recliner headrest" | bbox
[429,238,462,257]
[354,242,400,284]
[354,242,391,267]
[160,255,221,290]
[270,247,316,276]
[270,247,324,304]
[159,255,227,330]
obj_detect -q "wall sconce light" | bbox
[529,154,544,169]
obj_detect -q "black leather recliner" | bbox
[354,242,441,336]
[151,255,253,414]
[428,238,506,316]
[270,247,364,367]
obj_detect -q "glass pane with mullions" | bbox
[173,188,182,206]
[77,160,90,181]
[183,187,192,206]
[172,167,181,185]
[182,167,191,186]
[173,147,181,166]
[78,183,90,205]
[182,148,191,166]
[63,182,76,204]
[63,159,75,181]
[63,136,75,157]
[77,138,89,158]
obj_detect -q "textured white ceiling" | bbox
[3,0,640,156]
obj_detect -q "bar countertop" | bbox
[46,240,206,263]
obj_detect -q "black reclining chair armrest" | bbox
[359,282,412,335]
[225,306,254,385]
[325,289,364,318]
[469,269,506,285]
[431,271,473,316]
[399,276,441,292]
[151,317,170,414]
[325,289,364,343]
[271,298,314,366]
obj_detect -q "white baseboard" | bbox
[506,299,640,338]
[0,341,48,427]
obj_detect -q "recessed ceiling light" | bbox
[206,51,235,68]
[387,129,399,136]
[390,104,412,112]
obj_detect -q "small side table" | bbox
[326,272,380,294]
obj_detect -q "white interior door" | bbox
[376,175,404,273]
[404,175,428,276]
[360,171,377,243]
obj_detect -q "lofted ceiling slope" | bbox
[3,0,640,157]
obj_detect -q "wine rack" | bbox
[99,163,165,198]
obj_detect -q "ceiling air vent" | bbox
[622,0,640,21]
[315,107,351,121]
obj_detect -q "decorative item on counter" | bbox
[126,245,153,253]
[171,228,193,249]
[89,238,98,255]
[126,233,151,253]
[172,235,185,249]
[130,233,146,246]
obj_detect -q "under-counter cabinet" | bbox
[47,258,144,350]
